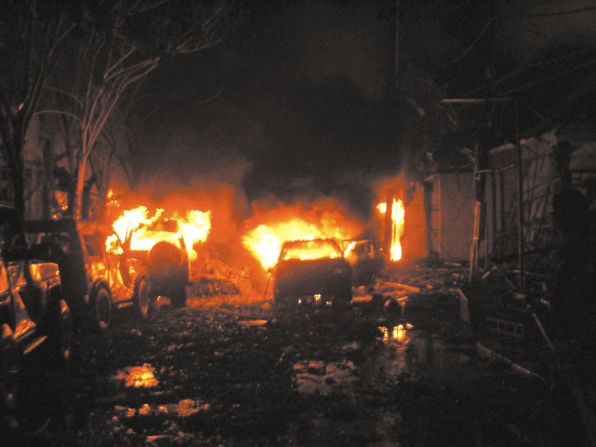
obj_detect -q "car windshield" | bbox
[280,239,342,261]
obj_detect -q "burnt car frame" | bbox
[273,238,352,307]
[343,239,384,286]
[0,205,73,423]
[25,218,151,331]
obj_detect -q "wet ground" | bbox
[3,284,590,446]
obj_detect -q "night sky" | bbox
[128,0,596,213]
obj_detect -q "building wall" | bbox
[427,172,476,261]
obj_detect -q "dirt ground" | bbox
[4,274,591,446]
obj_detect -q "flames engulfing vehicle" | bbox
[24,219,151,331]
[105,206,210,308]
[273,238,352,307]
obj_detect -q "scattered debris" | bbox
[476,343,544,380]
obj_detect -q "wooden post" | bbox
[490,168,497,256]
[423,180,434,256]
[469,200,481,281]
[515,100,525,292]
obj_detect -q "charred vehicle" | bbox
[0,205,73,420]
[273,238,352,307]
[24,219,151,331]
[344,239,384,286]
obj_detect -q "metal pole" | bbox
[515,100,525,291]
[394,0,399,87]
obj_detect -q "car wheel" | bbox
[133,276,151,319]
[0,324,19,412]
[91,286,112,331]
[171,286,187,308]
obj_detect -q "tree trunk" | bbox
[73,155,87,220]
[8,117,26,225]
[42,138,53,219]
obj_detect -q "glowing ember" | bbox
[106,206,211,261]
[377,199,405,261]
[243,219,354,270]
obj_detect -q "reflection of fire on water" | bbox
[376,199,405,261]
[105,205,211,261]
[378,323,414,344]
[114,364,159,388]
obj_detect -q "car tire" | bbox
[46,299,74,367]
[171,286,187,308]
[133,276,151,319]
[90,285,112,331]
[0,324,19,412]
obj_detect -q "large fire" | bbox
[106,206,211,261]
[377,198,405,261]
[242,203,362,270]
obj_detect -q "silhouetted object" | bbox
[550,187,596,384]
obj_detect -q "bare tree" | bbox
[0,1,74,219]
[50,0,234,218]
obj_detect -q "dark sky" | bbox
[131,0,596,212]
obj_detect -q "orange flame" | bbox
[106,206,211,261]
[281,239,343,262]
[242,203,361,270]
[243,220,350,270]
[377,198,405,261]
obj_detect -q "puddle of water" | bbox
[113,364,159,389]
[239,319,268,327]
[378,323,414,345]
[292,359,358,395]
[364,324,472,382]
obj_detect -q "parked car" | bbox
[344,239,384,285]
[0,204,73,421]
[25,218,151,331]
[273,238,352,307]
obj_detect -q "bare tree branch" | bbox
[44,0,236,218]
[510,5,596,18]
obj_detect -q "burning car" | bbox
[273,238,352,307]
[105,206,210,308]
[24,219,151,331]
[344,239,384,286]
[1,205,73,421]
